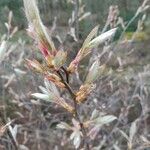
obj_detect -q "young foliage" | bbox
[23,0,117,149]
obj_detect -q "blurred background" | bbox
[0,0,150,149]
[0,0,150,36]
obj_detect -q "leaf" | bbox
[31,93,52,101]
[118,129,129,141]
[78,26,99,58]
[19,145,29,150]
[31,93,54,102]
[82,25,99,50]
[94,115,117,125]
[14,68,26,76]
[88,28,117,49]
[39,86,49,95]
[72,118,80,129]
[88,125,100,140]
[70,131,81,149]
[55,98,74,113]
[23,0,56,53]
[44,79,60,97]
[26,59,44,73]
[129,120,137,142]
[140,136,150,144]
[85,60,100,84]
[78,12,91,21]
[57,122,72,130]
[90,109,99,120]
[113,144,121,150]
[73,132,81,149]
[8,125,18,143]
[0,41,7,62]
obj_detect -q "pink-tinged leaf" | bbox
[38,41,50,57]
[26,59,44,73]
[23,0,56,55]
[67,55,81,73]
[88,125,100,140]
[72,118,80,129]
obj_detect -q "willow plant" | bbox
[23,0,117,149]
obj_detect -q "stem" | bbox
[56,69,90,150]
[61,66,69,83]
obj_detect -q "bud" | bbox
[67,55,81,73]
[52,50,67,70]
[45,55,54,68]
[76,84,95,104]
[38,41,50,57]
[58,98,75,113]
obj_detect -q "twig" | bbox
[56,69,90,150]
[61,66,70,83]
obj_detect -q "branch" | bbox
[56,69,90,150]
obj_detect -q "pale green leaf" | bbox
[88,28,117,49]
[70,131,81,149]
[90,109,99,120]
[31,93,52,101]
[94,115,117,125]
[129,120,137,142]
[44,79,60,97]
[57,122,72,130]
[85,60,100,84]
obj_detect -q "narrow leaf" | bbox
[0,41,7,62]
[82,25,99,50]
[129,120,137,142]
[57,122,72,130]
[31,93,52,101]
[85,60,100,84]
[88,28,117,48]
[94,115,117,125]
